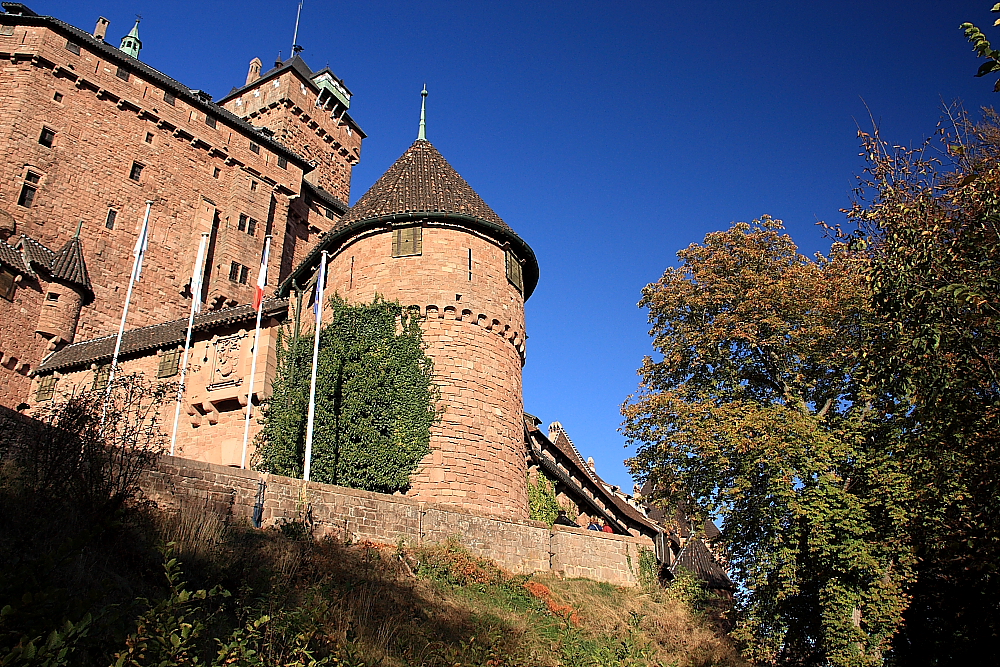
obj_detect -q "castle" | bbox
[0,3,730,588]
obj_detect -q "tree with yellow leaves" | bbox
[623,217,913,666]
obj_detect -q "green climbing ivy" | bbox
[526,473,561,525]
[256,296,438,494]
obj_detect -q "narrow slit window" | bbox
[468,248,473,281]
[38,127,55,147]
[391,225,422,257]
[105,209,117,229]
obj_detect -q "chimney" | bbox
[246,57,262,85]
[93,16,110,41]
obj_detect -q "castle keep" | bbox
[0,6,733,588]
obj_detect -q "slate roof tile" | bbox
[36,298,288,373]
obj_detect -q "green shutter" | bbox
[392,225,422,257]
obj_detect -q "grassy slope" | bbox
[157,506,744,667]
[0,477,743,667]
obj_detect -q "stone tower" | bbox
[281,93,539,520]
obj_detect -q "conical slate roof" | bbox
[49,235,92,291]
[342,139,511,232]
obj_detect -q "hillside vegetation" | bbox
[0,388,740,667]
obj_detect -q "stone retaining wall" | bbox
[142,455,653,586]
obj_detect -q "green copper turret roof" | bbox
[120,18,141,59]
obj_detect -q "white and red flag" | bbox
[253,237,271,310]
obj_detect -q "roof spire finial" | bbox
[74,220,83,238]
[291,0,304,57]
[417,84,428,141]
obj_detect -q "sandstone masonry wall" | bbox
[322,225,529,520]
[142,455,652,586]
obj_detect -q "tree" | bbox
[622,218,913,666]
[847,108,1000,662]
[256,296,438,494]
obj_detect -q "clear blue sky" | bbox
[23,0,1000,492]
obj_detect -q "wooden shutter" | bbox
[392,225,422,257]
[506,249,523,293]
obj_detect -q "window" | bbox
[144,132,154,144]
[36,375,56,402]
[38,127,55,147]
[64,41,80,55]
[115,66,130,81]
[391,225,422,257]
[46,292,59,302]
[0,267,16,301]
[92,365,110,392]
[0,25,15,36]
[129,162,144,181]
[250,180,258,192]
[163,91,175,105]
[205,115,217,129]
[325,207,336,220]
[237,214,257,236]
[277,156,287,169]
[105,209,117,230]
[18,172,39,208]
[249,142,260,154]
[53,92,63,102]
[212,167,220,179]
[157,348,180,378]
[468,248,473,281]
[506,249,524,293]
[230,261,249,284]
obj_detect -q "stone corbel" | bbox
[201,399,220,425]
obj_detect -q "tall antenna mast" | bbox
[291,0,304,57]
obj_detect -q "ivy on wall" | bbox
[256,296,438,493]
[527,472,561,525]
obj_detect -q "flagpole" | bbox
[241,234,272,469]
[106,200,152,398]
[170,232,209,456]
[303,250,327,482]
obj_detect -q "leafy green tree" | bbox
[847,108,1000,662]
[257,297,437,494]
[622,218,913,666]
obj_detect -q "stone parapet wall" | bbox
[142,455,653,586]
